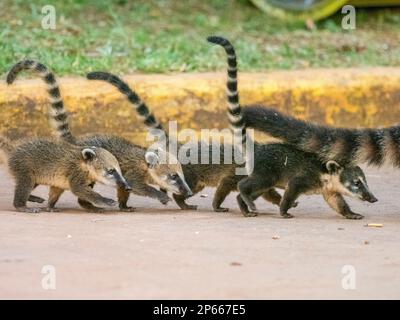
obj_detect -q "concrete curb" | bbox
[1,68,399,143]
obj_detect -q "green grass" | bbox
[1,0,399,76]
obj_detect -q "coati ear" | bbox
[81,148,97,161]
[145,151,160,168]
[326,160,341,174]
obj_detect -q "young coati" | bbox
[208,35,378,219]
[7,60,192,212]
[86,72,288,212]
[85,72,242,211]
[0,136,131,213]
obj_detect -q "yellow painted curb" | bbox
[1,68,400,144]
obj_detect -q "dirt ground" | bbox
[0,166,399,300]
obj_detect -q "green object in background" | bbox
[250,0,400,21]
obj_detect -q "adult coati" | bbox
[7,60,192,212]
[208,36,378,219]
[242,106,400,168]
[0,136,131,213]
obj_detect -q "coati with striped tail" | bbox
[86,73,291,212]
[86,72,241,211]
[208,36,378,218]
[0,136,131,213]
[242,106,400,168]
[7,60,192,212]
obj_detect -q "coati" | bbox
[87,72,242,211]
[85,73,283,212]
[242,106,400,168]
[7,60,192,212]
[0,136,131,213]
[208,36,378,219]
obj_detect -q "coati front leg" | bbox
[117,186,135,212]
[261,189,298,208]
[46,186,64,212]
[13,176,40,213]
[322,191,364,220]
[280,177,310,219]
[173,193,198,210]
[212,176,241,212]
[69,174,117,210]
[126,172,171,205]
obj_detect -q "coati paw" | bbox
[214,207,229,212]
[281,213,294,219]
[120,206,136,212]
[89,207,105,213]
[103,198,117,207]
[182,204,198,210]
[159,195,171,205]
[45,207,60,213]
[344,213,364,220]
[243,211,258,217]
[17,207,41,214]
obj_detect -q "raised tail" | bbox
[86,72,163,132]
[242,105,398,167]
[6,59,74,143]
[207,36,246,146]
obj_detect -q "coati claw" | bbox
[281,213,294,219]
[45,207,60,213]
[345,213,364,220]
[291,201,299,208]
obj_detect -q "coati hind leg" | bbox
[46,186,64,212]
[13,176,40,213]
[261,189,282,207]
[212,176,241,212]
[322,191,364,220]
[237,176,277,217]
[280,177,310,219]
[261,189,298,208]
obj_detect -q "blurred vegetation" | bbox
[0,0,399,75]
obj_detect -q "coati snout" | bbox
[83,147,131,191]
[145,149,192,197]
[325,161,378,203]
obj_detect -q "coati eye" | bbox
[169,174,179,180]
[354,180,362,187]
[107,169,116,175]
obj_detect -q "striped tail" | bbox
[86,72,163,133]
[242,105,400,167]
[6,60,74,143]
[207,36,246,147]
